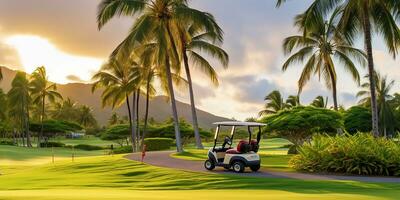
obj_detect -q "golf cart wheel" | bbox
[250,164,261,172]
[232,161,245,173]
[204,160,215,170]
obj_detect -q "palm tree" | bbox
[177,23,228,149]
[0,66,3,81]
[108,112,120,126]
[0,89,7,121]
[282,9,365,111]
[357,73,396,137]
[259,90,285,116]
[78,105,97,128]
[30,66,62,147]
[51,98,78,121]
[7,72,32,147]
[97,0,221,152]
[286,95,300,108]
[277,0,400,137]
[92,58,140,152]
[311,96,328,108]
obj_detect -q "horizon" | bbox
[0,0,399,120]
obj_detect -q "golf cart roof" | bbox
[213,121,266,127]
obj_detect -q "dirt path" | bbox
[124,151,400,183]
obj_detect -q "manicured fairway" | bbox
[1,155,400,199]
[0,189,388,200]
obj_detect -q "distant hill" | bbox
[0,66,229,130]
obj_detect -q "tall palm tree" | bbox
[30,66,62,147]
[311,96,328,108]
[282,9,365,110]
[78,105,97,128]
[357,73,396,136]
[7,72,32,147]
[277,0,400,137]
[178,23,228,149]
[259,90,285,116]
[97,0,221,152]
[92,58,140,152]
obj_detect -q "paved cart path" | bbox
[125,151,400,183]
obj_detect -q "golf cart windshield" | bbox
[212,121,266,151]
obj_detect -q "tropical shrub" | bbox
[39,141,65,148]
[74,144,104,151]
[261,106,343,153]
[344,106,372,134]
[144,138,174,151]
[290,134,400,176]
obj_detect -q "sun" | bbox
[5,35,103,84]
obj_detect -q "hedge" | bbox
[114,146,132,154]
[144,138,174,151]
[0,140,15,146]
[39,141,65,148]
[73,144,104,151]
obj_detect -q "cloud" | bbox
[66,75,84,83]
[0,40,22,69]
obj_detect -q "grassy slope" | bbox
[1,155,400,200]
[176,138,293,171]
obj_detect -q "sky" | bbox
[0,0,399,120]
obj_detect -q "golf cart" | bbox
[204,121,266,173]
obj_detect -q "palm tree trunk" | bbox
[328,68,338,111]
[183,51,203,149]
[142,76,151,150]
[26,103,32,147]
[136,89,140,149]
[362,4,380,137]
[39,95,45,147]
[132,92,137,152]
[125,94,136,153]
[166,24,183,152]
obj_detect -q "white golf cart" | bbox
[204,121,266,173]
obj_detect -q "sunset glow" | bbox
[5,35,103,84]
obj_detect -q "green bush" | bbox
[344,106,372,134]
[144,138,174,151]
[0,140,15,146]
[290,133,400,176]
[261,106,343,149]
[113,146,132,154]
[39,141,65,148]
[74,144,104,151]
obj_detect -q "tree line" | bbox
[0,67,97,147]
[275,0,400,137]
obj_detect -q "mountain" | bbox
[0,66,229,130]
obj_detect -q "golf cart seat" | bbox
[226,140,250,154]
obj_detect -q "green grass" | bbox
[177,138,294,171]
[0,145,105,165]
[1,155,400,199]
[49,135,117,147]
